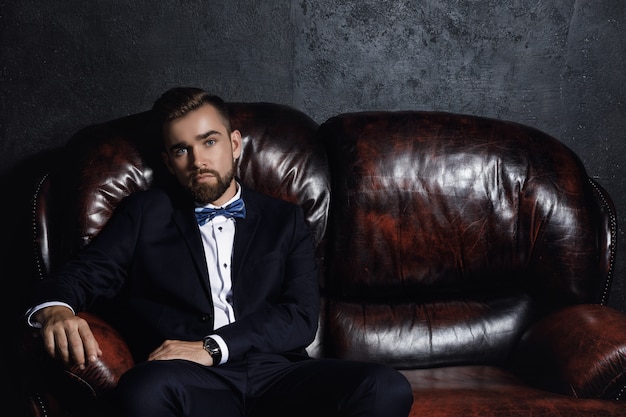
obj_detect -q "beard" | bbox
[187,162,236,205]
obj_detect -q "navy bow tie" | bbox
[194,198,246,226]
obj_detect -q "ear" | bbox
[161,151,175,175]
[231,129,242,160]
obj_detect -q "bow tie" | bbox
[194,198,246,226]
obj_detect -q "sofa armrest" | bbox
[64,312,135,394]
[22,311,134,397]
[513,304,626,400]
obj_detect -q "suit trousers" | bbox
[114,355,413,417]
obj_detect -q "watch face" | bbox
[204,338,217,351]
[203,337,222,363]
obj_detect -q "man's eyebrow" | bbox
[197,130,222,140]
[167,130,223,151]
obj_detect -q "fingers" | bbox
[78,322,102,364]
[42,314,100,370]
[147,340,211,365]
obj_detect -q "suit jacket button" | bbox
[200,315,211,322]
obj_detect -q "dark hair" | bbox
[151,87,231,131]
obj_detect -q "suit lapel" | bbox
[172,206,211,287]
[232,187,262,283]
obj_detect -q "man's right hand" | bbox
[34,305,102,370]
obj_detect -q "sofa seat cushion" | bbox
[325,293,534,368]
[402,365,626,417]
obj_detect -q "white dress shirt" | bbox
[195,185,244,364]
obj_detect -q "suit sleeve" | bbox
[26,194,143,313]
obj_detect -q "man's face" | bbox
[161,103,242,206]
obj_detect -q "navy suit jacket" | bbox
[29,184,320,363]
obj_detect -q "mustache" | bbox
[192,168,219,177]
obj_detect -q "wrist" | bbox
[202,336,222,365]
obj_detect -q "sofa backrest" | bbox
[318,111,616,368]
[32,102,330,284]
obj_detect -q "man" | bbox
[26,87,413,417]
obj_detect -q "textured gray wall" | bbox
[1,1,625,311]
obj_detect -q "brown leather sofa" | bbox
[16,103,626,417]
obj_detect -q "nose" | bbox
[191,147,206,168]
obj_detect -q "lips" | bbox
[190,170,217,186]
[192,173,212,184]
[192,168,215,178]
[196,173,214,180]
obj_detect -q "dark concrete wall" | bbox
[2,1,625,312]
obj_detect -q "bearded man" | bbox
[25,87,414,417]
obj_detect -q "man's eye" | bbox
[174,148,187,156]
[204,139,216,146]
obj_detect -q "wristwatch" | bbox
[202,336,222,365]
